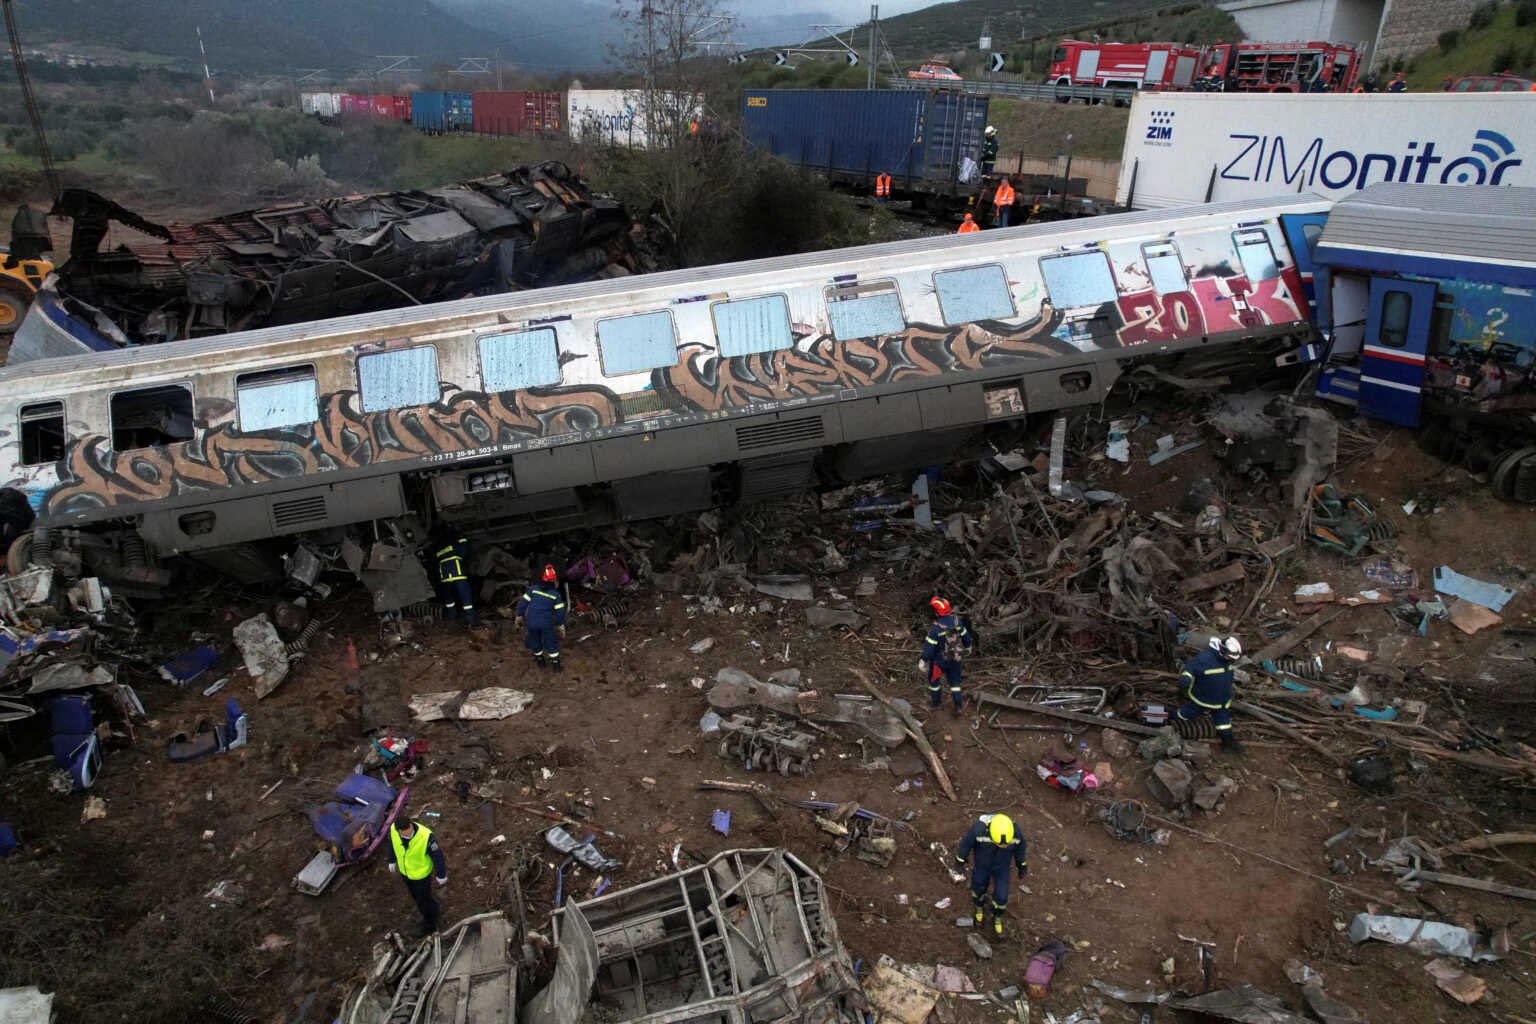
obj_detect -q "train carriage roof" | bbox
[1315,183,1536,281]
[0,192,1328,391]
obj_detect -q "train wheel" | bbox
[5,530,34,575]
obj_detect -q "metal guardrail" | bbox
[886,76,1136,106]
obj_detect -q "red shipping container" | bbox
[340,93,371,115]
[395,95,412,121]
[472,91,562,136]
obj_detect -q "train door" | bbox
[1144,50,1168,85]
[1279,212,1328,316]
[1076,49,1100,84]
[1359,278,1437,426]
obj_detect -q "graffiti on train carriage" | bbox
[38,386,623,516]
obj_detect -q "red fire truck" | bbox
[1048,41,1202,93]
[1049,39,1360,95]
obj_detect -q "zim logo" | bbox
[1146,110,1174,142]
[747,96,767,107]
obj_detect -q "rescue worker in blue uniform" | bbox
[516,564,568,672]
[1176,635,1244,754]
[434,534,476,628]
[919,596,973,715]
[388,817,448,935]
[955,813,1027,939]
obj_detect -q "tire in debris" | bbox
[0,287,27,336]
[1490,446,1536,503]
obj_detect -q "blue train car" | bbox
[1311,183,1536,500]
[741,88,988,210]
[412,91,474,133]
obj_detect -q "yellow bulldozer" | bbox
[0,246,51,335]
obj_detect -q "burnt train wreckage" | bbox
[0,194,1326,595]
[11,162,640,362]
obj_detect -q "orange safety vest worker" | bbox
[992,179,1016,211]
[875,173,891,198]
[957,213,980,234]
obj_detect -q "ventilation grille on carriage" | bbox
[735,416,825,453]
[270,493,328,529]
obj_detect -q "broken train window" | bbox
[1141,242,1189,296]
[110,384,195,452]
[824,279,906,341]
[713,294,793,358]
[933,264,1015,325]
[596,310,679,376]
[478,328,561,392]
[19,400,66,466]
[357,346,441,413]
[1040,250,1118,308]
[1233,228,1280,282]
[236,366,318,432]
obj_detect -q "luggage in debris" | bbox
[1036,756,1099,793]
[1025,940,1069,999]
[294,773,410,895]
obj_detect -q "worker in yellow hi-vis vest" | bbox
[388,817,448,935]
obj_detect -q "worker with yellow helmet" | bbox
[954,812,1028,939]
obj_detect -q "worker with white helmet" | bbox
[1175,636,1244,754]
[954,812,1027,939]
[981,124,999,175]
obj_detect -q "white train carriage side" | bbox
[0,194,1327,583]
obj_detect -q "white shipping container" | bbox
[300,92,342,118]
[1117,92,1536,209]
[566,89,700,149]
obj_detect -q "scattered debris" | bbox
[1025,940,1068,999]
[1423,958,1487,1004]
[294,773,408,896]
[79,796,106,822]
[716,712,815,776]
[687,637,714,655]
[409,687,533,721]
[1432,566,1515,613]
[1146,759,1194,807]
[232,614,290,699]
[804,606,869,630]
[864,957,940,1024]
[1347,913,1502,962]
[967,932,994,959]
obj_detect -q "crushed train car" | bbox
[341,848,865,1024]
[11,163,643,364]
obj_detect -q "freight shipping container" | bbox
[1117,92,1536,209]
[567,89,699,148]
[472,90,562,136]
[339,94,371,116]
[741,89,989,190]
[411,91,473,132]
[300,92,337,117]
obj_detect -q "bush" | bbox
[1490,44,1523,73]
[1438,28,1461,53]
[1519,0,1536,26]
[1469,0,1499,29]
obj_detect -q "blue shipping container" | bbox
[412,91,474,132]
[741,89,989,187]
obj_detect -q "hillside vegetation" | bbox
[1012,4,1243,75]
[1402,0,1536,87]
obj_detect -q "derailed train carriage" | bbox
[0,195,1326,590]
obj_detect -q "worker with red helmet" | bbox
[919,596,973,715]
[516,564,568,672]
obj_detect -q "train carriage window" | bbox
[1141,242,1189,295]
[713,294,793,358]
[1040,250,1118,308]
[597,310,679,376]
[357,346,440,413]
[111,384,194,451]
[479,328,561,392]
[1233,229,1280,281]
[1379,290,1413,349]
[19,401,65,466]
[825,280,906,340]
[933,264,1015,325]
[236,366,317,431]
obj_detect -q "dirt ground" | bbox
[2,415,1535,1023]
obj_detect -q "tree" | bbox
[604,0,739,263]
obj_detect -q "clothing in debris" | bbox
[389,820,447,934]
[920,611,972,711]
[955,814,1027,938]
[434,535,475,626]
[517,578,569,670]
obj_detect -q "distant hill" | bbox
[11,0,516,72]
[432,0,615,72]
[854,0,1177,63]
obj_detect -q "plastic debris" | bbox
[159,644,220,686]
[1432,566,1515,612]
[1423,958,1487,1004]
[710,809,731,836]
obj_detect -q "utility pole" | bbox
[641,1,657,145]
[196,25,215,104]
[867,4,877,90]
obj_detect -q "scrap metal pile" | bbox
[42,162,647,347]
